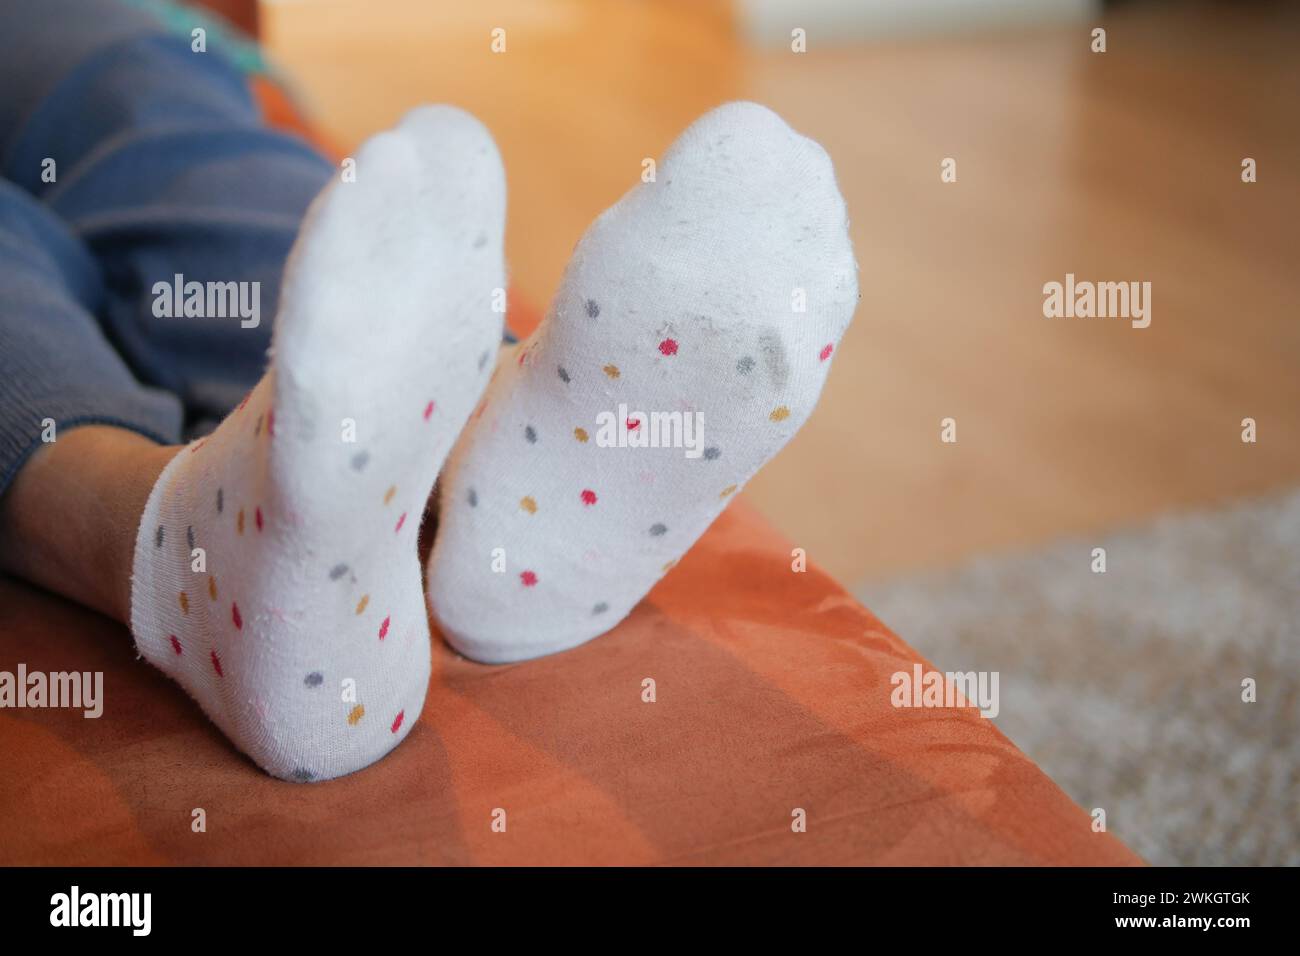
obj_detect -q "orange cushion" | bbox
[0,502,1139,863]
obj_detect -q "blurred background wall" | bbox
[738,0,1097,43]
[258,0,1300,585]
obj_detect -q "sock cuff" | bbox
[128,441,190,664]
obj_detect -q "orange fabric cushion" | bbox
[0,502,1139,863]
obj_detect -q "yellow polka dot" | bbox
[574,427,588,443]
[603,364,620,379]
[355,594,370,615]
[178,591,189,615]
[383,485,396,505]
[236,508,245,535]
[520,496,537,514]
[720,484,738,498]
[347,705,365,726]
[770,405,791,422]
[208,576,218,600]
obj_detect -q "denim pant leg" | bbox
[0,179,183,492]
[0,0,334,441]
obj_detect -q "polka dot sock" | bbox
[426,102,859,662]
[129,106,505,780]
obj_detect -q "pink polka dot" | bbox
[820,343,834,361]
[169,635,182,655]
[231,602,243,630]
[211,651,223,677]
[626,417,641,430]
[391,710,405,734]
[520,570,538,587]
[379,615,390,640]
[423,400,435,420]
[255,506,264,532]
[581,489,597,506]
[395,512,407,533]
[659,338,678,356]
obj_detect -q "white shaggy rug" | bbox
[857,490,1300,866]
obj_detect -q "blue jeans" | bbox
[0,0,334,493]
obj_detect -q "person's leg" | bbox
[0,178,183,619]
[0,0,335,625]
[0,426,177,623]
[0,0,333,616]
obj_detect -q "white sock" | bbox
[426,102,858,662]
[129,106,505,780]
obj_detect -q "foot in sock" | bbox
[129,106,505,780]
[426,101,858,663]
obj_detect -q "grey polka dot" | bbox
[592,602,609,615]
[304,672,324,688]
[703,447,721,460]
[468,488,479,507]
[186,526,195,550]
[328,563,349,581]
[585,299,600,318]
[557,366,571,384]
[216,488,224,513]
[649,523,668,536]
[154,526,164,548]
[478,350,491,371]
[473,231,488,248]
[737,356,755,375]
[291,767,316,782]
[524,425,537,444]
[351,450,370,471]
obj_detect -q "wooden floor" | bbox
[264,0,1300,585]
